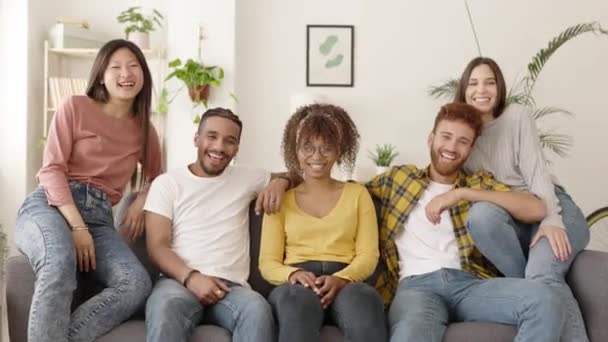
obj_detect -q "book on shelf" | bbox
[48,77,88,110]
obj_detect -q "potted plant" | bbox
[165,58,224,108]
[116,6,164,49]
[368,144,399,174]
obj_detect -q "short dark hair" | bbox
[197,108,243,141]
[86,39,154,189]
[281,103,360,176]
[433,103,484,141]
[454,56,507,118]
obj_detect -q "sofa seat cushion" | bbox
[96,319,345,342]
[97,320,231,342]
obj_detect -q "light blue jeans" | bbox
[389,268,564,342]
[145,277,275,342]
[268,261,387,342]
[466,185,590,342]
[14,182,152,342]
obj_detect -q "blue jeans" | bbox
[268,261,387,342]
[145,277,275,342]
[14,182,152,342]
[389,268,564,342]
[466,185,590,341]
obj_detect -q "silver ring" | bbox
[215,289,223,296]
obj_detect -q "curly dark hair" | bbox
[281,103,360,176]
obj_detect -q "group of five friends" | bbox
[15,39,589,342]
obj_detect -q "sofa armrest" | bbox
[6,255,34,342]
[567,250,608,342]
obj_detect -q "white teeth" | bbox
[441,152,456,160]
[208,153,224,160]
[309,163,324,170]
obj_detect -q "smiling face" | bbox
[465,63,498,117]
[297,136,338,180]
[193,116,240,177]
[428,119,476,179]
[102,47,144,103]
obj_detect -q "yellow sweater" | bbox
[259,182,379,284]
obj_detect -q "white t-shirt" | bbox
[394,181,461,279]
[144,165,270,286]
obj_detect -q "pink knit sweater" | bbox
[38,95,162,206]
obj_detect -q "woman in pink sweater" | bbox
[15,39,162,342]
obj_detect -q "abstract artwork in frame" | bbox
[306,25,354,87]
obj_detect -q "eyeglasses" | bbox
[299,144,337,157]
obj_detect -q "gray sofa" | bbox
[7,193,608,341]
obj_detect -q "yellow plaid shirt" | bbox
[365,165,510,306]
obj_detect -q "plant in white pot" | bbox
[116,6,163,50]
[369,144,399,175]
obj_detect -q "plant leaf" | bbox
[538,131,573,158]
[524,22,608,97]
[531,106,573,120]
[168,59,182,68]
[428,79,459,100]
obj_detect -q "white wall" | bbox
[0,0,28,255]
[0,0,28,339]
[235,0,608,215]
[165,0,236,169]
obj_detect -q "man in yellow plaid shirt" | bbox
[366,103,565,342]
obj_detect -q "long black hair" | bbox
[86,39,153,188]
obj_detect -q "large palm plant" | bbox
[429,21,608,158]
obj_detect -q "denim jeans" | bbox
[388,268,564,342]
[14,182,152,342]
[145,277,275,342]
[268,261,387,342]
[466,185,590,342]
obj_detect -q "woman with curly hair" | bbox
[259,104,387,342]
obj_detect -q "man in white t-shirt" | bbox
[144,108,292,342]
[366,103,565,342]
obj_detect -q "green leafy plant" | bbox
[428,21,608,158]
[165,58,224,108]
[117,6,164,34]
[155,87,169,114]
[368,144,399,167]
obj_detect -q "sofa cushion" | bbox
[567,250,608,342]
[247,202,276,297]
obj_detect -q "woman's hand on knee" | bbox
[530,225,572,262]
[288,270,319,292]
[72,230,96,272]
[315,275,349,309]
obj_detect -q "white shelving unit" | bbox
[42,40,166,138]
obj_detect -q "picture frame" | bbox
[306,25,354,87]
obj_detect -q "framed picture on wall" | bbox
[306,25,354,87]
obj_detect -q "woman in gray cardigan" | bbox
[454,56,590,342]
